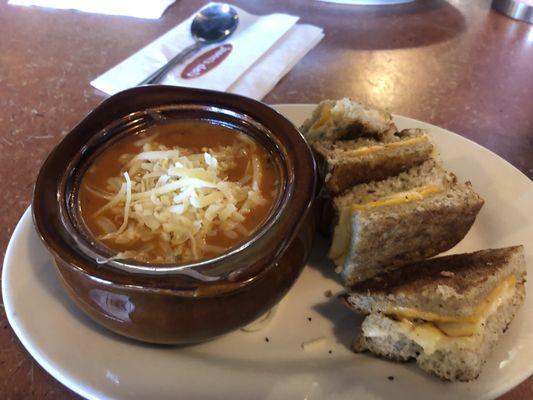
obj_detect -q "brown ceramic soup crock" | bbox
[32,86,316,344]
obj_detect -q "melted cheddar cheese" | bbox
[350,185,442,211]
[341,136,429,157]
[385,275,516,324]
[364,276,517,354]
[309,103,334,132]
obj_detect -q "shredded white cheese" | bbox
[93,135,267,263]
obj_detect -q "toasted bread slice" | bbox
[300,98,397,142]
[345,246,526,316]
[318,158,442,236]
[313,129,435,195]
[329,160,484,285]
[332,159,450,210]
[347,246,526,382]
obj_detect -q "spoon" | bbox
[139,3,239,85]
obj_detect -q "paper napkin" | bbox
[8,0,176,19]
[90,4,324,100]
[227,24,324,99]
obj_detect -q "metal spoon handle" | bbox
[139,41,204,85]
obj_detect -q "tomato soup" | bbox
[79,120,279,264]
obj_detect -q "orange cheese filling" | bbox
[386,275,517,338]
[341,135,429,157]
[349,185,443,212]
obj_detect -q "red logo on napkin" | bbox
[181,44,233,79]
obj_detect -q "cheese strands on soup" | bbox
[79,121,279,264]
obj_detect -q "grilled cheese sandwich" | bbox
[372,275,517,355]
[346,246,526,381]
[329,159,484,285]
[330,185,445,264]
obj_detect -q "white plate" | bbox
[3,105,533,400]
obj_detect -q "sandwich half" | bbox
[344,246,527,381]
[300,98,397,142]
[329,160,484,284]
[313,128,435,195]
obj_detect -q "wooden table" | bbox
[0,0,531,398]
